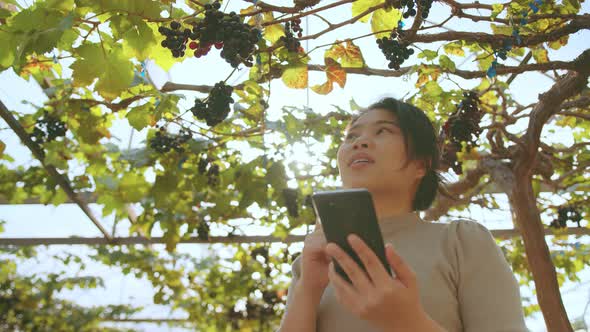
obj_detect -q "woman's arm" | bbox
[277,280,323,332]
[452,220,529,332]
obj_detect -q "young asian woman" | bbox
[277,98,529,332]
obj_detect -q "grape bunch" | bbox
[191,81,234,127]
[440,91,483,174]
[418,0,434,19]
[207,164,220,186]
[197,221,210,240]
[278,18,303,53]
[149,127,192,153]
[197,156,210,175]
[194,2,260,67]
[376,30,414,70]
[250,246,269,262]
[550,205,583,229]
[30,111,67,144]
[443,91,482,148]
[196,155,221,187]
[282,188,299,218]
[157,1,260,67]
[158,21,191,58]
[400,0,417,18]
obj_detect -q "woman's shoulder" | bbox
[444,218,496,240]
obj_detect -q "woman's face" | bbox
[336,108,425,195]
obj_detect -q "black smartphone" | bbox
[311,188,392,283]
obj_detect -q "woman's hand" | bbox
[299,220,331,297]
[325,234,430,332]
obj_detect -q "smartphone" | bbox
[311,188,392,283]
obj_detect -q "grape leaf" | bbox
[325,39,365,68]
[262,12,285,44]
[443,41,465,56]
[281,64,308,89]
[311,57,346,95]
[70,43,134,100]
[532,47,549,63]
[127,103,156,131]
[352,0,380,23]
[439,54,456,72]
[371,7,401,39]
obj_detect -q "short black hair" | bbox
[346,97,453,211]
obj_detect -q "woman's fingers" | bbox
[325,242,372,291]
[347,234,391,286]
[328,261,359,308]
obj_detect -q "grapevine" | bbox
[157,1,260,67]
[282,188,299,218]
[550,205,583,229]
[376,26,415,70]
[148,126,192,154]
[30,111,67,144]
[440,91,483,174]
[190,81,235,127]
[278,18,304,53]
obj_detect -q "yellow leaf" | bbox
[429,68,441,81]
[0,140,5,156]
[281,64,308,89]
[415,73,429,88]
[371,7,402,39]
[325,39,365,68]
[352,0,380,23]
[264,23,285,44]
[311,81,333,95]
[326,58,346,88]
[532,47,549,63]
[443,42,465,57]
[311,57,346,95]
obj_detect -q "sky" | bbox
[1,0,589,331]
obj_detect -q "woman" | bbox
[278,98,528,332]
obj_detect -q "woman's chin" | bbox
[342,180,376,191]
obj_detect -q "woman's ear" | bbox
[414,159,429,179]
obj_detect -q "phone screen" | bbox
[311,188,392,283]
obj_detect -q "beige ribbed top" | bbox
[284,211,529,332]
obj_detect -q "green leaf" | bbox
[439,54,456,72]
[417,49,438,61]
[266,160,287,193]
[370,7,401,39]
[127,103,155,131]
[118,172,149,202]
[352,0,380,23]
[422,80,443,97]
[0,30,15,69]
[9,8,74,65]
[111,17,158,61]
[75,0,163,19]
[491,3,504,20]
[70,43,134,100]
[154,94,181,120]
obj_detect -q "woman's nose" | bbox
[352,135,371,149]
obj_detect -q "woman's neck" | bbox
[371,191,414,221]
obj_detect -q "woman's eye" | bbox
[345,133,357,140]
[377,127,391,134]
